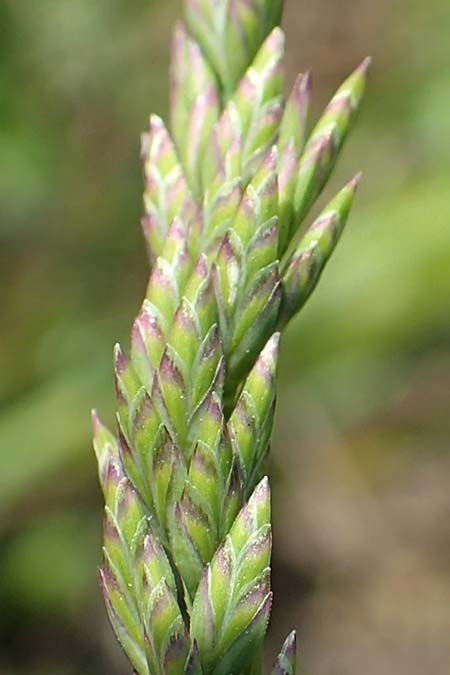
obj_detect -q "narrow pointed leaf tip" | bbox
[280,173,361,326]
[271,631,297,675]
[289,57,370,244]
[92,410,119,497]
[279,71,311,157]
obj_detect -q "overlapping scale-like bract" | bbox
[280,173,361,327]
[290,57,371,248]
[94,414,190,675]
[271,632,297,675]
[213,147,281,394]
[184,0,283,98]
[171,23,220,198]
[228,333,280,494]
[141,115,195,262]
[190,478,272,675]
[202,26,285,189]
[94,0,369,671]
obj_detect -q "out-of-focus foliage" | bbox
[0,0,449,673]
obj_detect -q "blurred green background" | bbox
[1,0,449,673]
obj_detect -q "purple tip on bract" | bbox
[92,409,102,433]
[292,71,312,109]
[305,128,333,161]
[195,253,209,281]
[99,563,116,596]
[139,302,163,337]
[131,321,147,362]
[238,568,270,607]
[239,72,258,103]
[218,230,239,264]
[149,112,164,130]
[349,171,363,191]
[174,298,196,334]
[114,343,128,377]
[358,56,372,75]
[107,457,124,488]
[253,590,273,631]
[271,630,297,675]
[308,212,334,235]
[266,26,285,54]
[301,70,312,95]
[101,548,121,590]
[143,533,157,564]
[206,389,223,424]
[159,349,184,388]
[150,261,176,297]
[257,332,280,375]
[168,216,187,244]
[103,509,121,545]
[284,630,297,659]
[215,542,233,580]
[263,145,278,174]
[252,476,270,508]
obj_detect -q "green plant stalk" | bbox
[93,1,369,672]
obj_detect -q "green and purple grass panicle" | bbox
[93,0,369,672]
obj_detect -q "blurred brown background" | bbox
[1,0,449,673]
